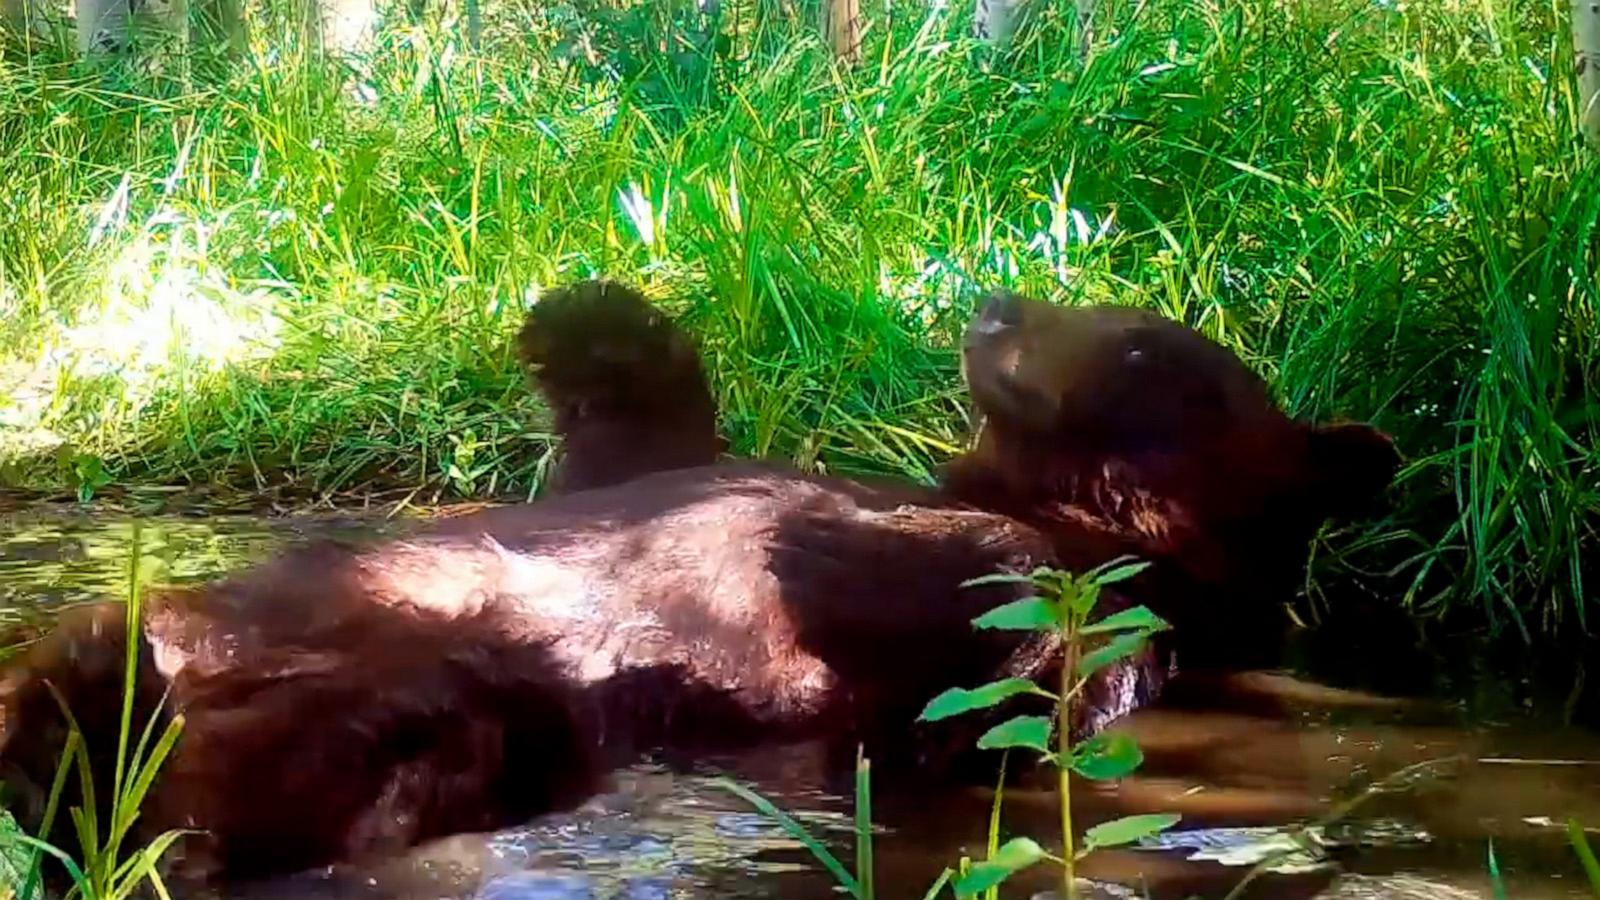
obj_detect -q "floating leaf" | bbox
[1080,605,1169,636]
[919,679,1049,722]
[952,837,1045,896]
[1076,632,1148,678]
[1082,814,1182,853]
[976,715,1053,753]
[972,598,1060,632]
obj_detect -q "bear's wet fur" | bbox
[516,279,726,493]
[0,287,1400,884]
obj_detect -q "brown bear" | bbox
[0,287,1400,886]
[515,279,726,494]
[947,292,1403,667]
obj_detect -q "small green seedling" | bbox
[918,557,1180,900]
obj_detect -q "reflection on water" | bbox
[0,504,396,631]
[3,507,1599,900]
[222,762,865,900]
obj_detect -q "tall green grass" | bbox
[0,0,1595,644]
[0,523,189,899]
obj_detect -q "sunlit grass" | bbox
[0,0,1596,646]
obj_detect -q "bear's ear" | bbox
[1306,422,1403,521]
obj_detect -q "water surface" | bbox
[3,506,1597,900]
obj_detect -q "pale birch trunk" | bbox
[972,0,1089,54]
[821,0,859,64]
[971,0,1021,48]
[1074,0,1094,61]
[313,0,376,54]
[54,0,239,57]
[1574,0,1600,148]
[75,0,186,54]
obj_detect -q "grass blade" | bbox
[715,778,862,897]
[854,746,873,900]
[109,715,186,854]
[984,751,1008,900]
[921,868,954,900]
[108,830,190,900]
[19,729,79,900]
[1487,839,1509,900]
[8,836,92,899]
[1567,820,1600,897]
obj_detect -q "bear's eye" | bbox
[1124,346,1146,364]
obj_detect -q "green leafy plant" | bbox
[66,455,113,505]
[0,523,189,900]
[917,558,1179,900]
[445,429,493,497]
[719,558,1178,900]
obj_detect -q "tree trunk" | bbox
[1074,0,1094,61]
[75,0,185,54]
[821,0,858,64]
[1574,0,1600,148]
[324,0,376,53]
[42,0,237,58]
[972,0,1021,48]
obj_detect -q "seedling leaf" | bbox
[952,837,1045,896]
[1088,558,1152,586]
[919,679,1051,722]
[1081,814,1181,853]
[1077,632,1147,678]
[972,598,1060,632]
[1069,732,1143,780]
[1080,606,1169,636]
[961,572,1037,589]
[976,715,1053,753]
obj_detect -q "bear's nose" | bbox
[970,291,1023,337]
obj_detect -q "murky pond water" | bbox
[3,506,1598,900]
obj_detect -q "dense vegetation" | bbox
[0,0,1595,653]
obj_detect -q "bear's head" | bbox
[950,290,1401,660]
